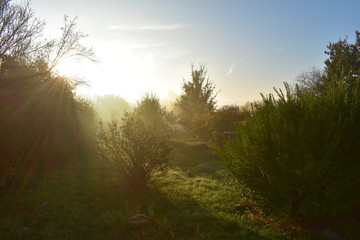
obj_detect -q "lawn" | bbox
[0,139,321,240]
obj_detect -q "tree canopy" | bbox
[324,31,360,87]
[175,65,218,138]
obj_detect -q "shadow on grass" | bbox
[0,144,316,240]
[0,151,106,240]
[95,178,277,240]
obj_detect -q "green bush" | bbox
[221,82,360,222]
[208,104,250,146]
[97,95,171,191]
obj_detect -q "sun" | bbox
[55,58,88,77]
[54,56,139,102]
[54,47,165,103]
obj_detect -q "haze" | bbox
[29,0,360,105]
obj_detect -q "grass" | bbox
[0,139,323,240]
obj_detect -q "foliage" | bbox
[0,137,321,240]
[295,31,360,95]
[0,57,95,189]
[207,104,250,146]
[97,95,171,191]
[175,65,218,139]
[134,93,172,138]
[0,1,95,68]
[221,82,360,222]
[295,67,326,94]
[134,93,167,124]
[0,1,96,189]
[324,31,360,88]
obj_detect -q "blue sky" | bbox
[27,0,360,105]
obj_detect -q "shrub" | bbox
[97,96,171,191]
[208,104,250,146]
[220,82,360,222]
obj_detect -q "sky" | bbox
[24,0,360,105]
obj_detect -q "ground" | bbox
[0,138,325,240]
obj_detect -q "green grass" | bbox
[0,139,321,240]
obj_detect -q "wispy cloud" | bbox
[268,47,287,54]
[240,51,255,63]
[109,23,192,31]
[226,62,237,76]
[225,51,255,76]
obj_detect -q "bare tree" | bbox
[0,1,96,71]
[45,16,97,71]
[0,0,44,59]
[295,66,325,94]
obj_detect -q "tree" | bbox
[0,57,96,189]
[294,31,360,95]
[134,94,166,124]
[0,0,44,60]
[175,65,218,139]
[0,1,96,70]
[0,1,96,189]
[324,31,360,88]
[294,67,325,94]
[45,16,96,71]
